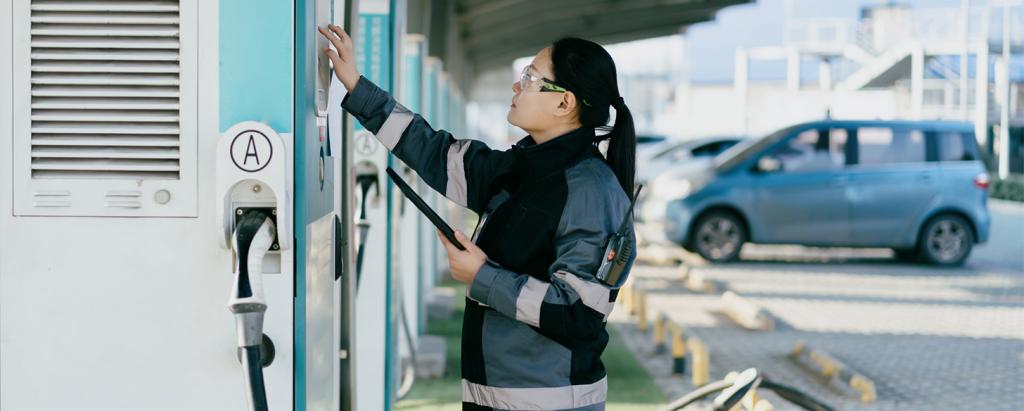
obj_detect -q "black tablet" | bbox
[386,167,466,251]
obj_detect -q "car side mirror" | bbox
[756,157,781,173]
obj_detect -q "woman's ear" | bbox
[555,91,578,119]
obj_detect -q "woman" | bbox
[320,24,637,411]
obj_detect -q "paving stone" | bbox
[611,254,1024,411]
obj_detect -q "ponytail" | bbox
[606,98,636,196]
[551,37,637,197]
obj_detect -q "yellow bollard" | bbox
[653,314,667,355]
[622,285,633,314]
[850,375,878,403]
[741,388,772,411]
[671,324,687,375]
[687,337,709,386]
[635,290,648,332]
[751,399,775,411]
[626,284,634,313]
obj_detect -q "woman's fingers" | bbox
[453,230,474,253]
[453,230,485,257]
[317,26,345,55]
[316,25,361,92]
[328,24,351,46]
[326,24,351,55]
[437,229,455,251]
[331,26,355,61]
[323,48,342,67]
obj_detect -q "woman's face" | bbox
[507,47,575,135]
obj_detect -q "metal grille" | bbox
[29,0,182,180]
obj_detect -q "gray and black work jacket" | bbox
[342,76,636,411]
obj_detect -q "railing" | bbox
[913,79,1023,120]
[785,18,853,52]
[788,6,1024,56]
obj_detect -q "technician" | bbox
[320,25,638,411]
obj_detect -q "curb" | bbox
[789,341,877,403]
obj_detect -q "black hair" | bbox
[550,37,636,197]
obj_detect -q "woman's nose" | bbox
[512,81,521,93]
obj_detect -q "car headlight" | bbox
[650,178,692,200]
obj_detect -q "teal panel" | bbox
[403,50,422,112]
[426,65,437,123]
[354,13,391,131]
[401,45,423,333]
[438,82,448,130]
[292,0,340,409]
[293,0,309,408]
[356,6,397,409]
[219,0,293,133]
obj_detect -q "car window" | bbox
[692,141,716,155]
[695,140,739,158]
[715,126,793,172]
[857,127,925,165]
[690,143,714,158]
[651,144,685,161]
[768,129,847,172]
[937,131,978,162]
[637,135,668,145]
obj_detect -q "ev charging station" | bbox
[0,0,466,410]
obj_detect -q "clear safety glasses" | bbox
[518,65,567,93]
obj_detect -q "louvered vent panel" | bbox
[29,0,181,180]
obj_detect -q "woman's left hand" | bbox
[438,230,487,285]
[318,24,361,92]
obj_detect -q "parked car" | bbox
[635,134,670,162]
[637,136,745,184]
[637,134,669,146]
[644,120,990,266]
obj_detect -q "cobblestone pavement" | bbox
[612,202,1024,410]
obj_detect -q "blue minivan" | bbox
[643,120,991,266]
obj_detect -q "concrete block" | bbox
[414,334,447,379]
[427,286,456,320]
[721,291,774,331]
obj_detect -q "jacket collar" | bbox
[511,127,596,179]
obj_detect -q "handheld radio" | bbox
[595,184,642,287]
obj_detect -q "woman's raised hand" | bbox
[318,24,361,92]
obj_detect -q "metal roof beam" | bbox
[465,6,719,61]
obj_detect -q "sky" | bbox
[602,0,1018,83]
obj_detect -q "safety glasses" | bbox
[519,65,567,93]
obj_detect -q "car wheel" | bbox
[920,214,974,267]
[691,211,746,263]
